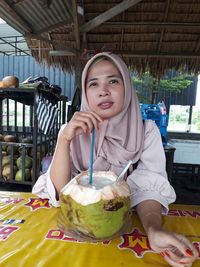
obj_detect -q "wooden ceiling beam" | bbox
[48,33,54,50]
[49,49,78,56]
[72,0,80,49]
[120,11,125,50]
[0,0,32,33]
[157,0,171,52]
[121,51,200,58]
[102,21,200,29]
[47,49,200,58]
[80,0,143,33]
[194,37,200,52]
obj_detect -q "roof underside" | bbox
[0,0,200,76]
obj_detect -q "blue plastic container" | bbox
[140,104,169,146]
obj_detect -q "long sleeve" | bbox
[127,120,176,213]
[32,161,79,207]
[32,167,60,207]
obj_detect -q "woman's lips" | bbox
[98,101,113,109]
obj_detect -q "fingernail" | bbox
[164,251,170,257]
[179,261,189,264]
[185,248,194,257]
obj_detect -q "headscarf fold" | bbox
[71,52,144,176]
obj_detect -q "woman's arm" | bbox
[49,111,103,198]
[136,200,198,267]
[136,199,162,234]
[131,121,198,266]
[50,133,71,198]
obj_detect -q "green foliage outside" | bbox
[131,72,194,103]
[168,106,200,133]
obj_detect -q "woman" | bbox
[33,52,198,266]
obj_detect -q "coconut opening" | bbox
[78,175,114,190]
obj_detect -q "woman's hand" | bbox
[148,226,198,267]
[60,111,103,142]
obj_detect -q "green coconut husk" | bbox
[58,193,131,240]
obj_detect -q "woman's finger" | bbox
[174,233,198,258]
[70,117,87,130]
[80,112,103,130]
[77,115,94,132]
[161,233,193,259]
[89,111,104,123]
[163,253,190,267]
[166,249,194,266]
[73,112,103,131]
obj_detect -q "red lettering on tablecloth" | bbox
[24,198,50,211]
[46,229,80,242]
[0,226,19,240]
[118,228,151,257]
[0,197,24,205]
[168,210,200,218]
[45,229,111,245]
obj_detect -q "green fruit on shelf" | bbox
[15,169,31,181]
[18,146,31,156]
[6,146,19,155]
[16,156,32,169]
[2,144,7,151]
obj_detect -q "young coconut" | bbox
[58,171,131,241]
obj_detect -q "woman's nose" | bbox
[99,84,110,96]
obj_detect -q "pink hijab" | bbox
[71,52,144,176]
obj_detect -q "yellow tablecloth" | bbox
[0,191,200,267]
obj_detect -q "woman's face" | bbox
[85,59,124,120]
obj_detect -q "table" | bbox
[0,191,200,267]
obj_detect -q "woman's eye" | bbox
[89,82,97,87]
[109,79,119,84]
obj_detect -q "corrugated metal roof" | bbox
[0,1,200,75]
[0,0,72,34]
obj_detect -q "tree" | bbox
[132,72,194,103]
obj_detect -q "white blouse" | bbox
[32,120,176,212]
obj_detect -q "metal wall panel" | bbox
[0,56,75,99]
[156,77,198,113]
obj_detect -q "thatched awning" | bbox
[0,0,200,76]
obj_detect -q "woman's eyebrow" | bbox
[107,75,122,79]
[87,78,97,83]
